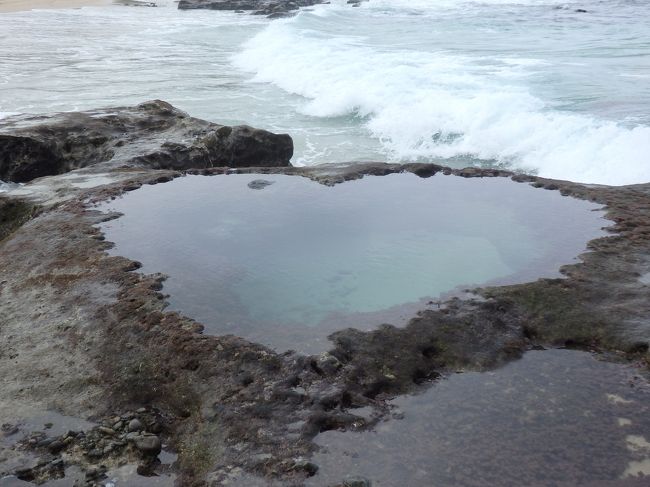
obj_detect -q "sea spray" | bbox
[234,1,650,185]
[0,0,649,185]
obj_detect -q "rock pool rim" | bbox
[15,160,650,368]
[2,160,649,486]
[97,170,609,354]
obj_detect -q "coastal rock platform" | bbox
[0,103,648,486]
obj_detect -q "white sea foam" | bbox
[0,0,648,185]
[366,0,578,8]
[0,180,20,193]
[350,0,583,15]
[234,12,650,186]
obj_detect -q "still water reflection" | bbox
[311,350,650,487]
[100,173,605,352]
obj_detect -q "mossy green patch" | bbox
[0,198,37,242]
[177,421,224,480]
[482,281,619,349]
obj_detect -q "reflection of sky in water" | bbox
[100,173,605,352]
[310,349,650,487]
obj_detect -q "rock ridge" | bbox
[0,106,649,485]
[0,100,293,183]
[177,0,327,18]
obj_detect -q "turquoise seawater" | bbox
[99,173,605,352]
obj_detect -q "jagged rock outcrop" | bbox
[177,0,326,18]
[0,100,293,183]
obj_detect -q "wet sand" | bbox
[0,0,111,13]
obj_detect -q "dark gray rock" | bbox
[133,434,162,455]
[0,100,293,183]
[247,179,274,190]
[177,0,326,17]
[179,0,267,9]
[343,477,372,487]
[85,465,107,481]
[1,423,19,436]
[314,352,341,375]
[292,458,319,476]
[98,426,115,436]
[127,419,143,432]
[47,440,64,454]
[36,437,54,448]
[86,448,104,458]
[125,431,140,441]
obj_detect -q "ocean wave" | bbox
[233,14,650,186]
[355,0,582,12]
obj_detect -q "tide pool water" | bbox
[99,173,605,352]
[1,0,649,184]
[310,349,650,486]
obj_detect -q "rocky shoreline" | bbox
[0,102,649,486]
[176,0,368,19]
[177,0,327,18]
[0,100,292,183]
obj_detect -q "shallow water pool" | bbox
[309,349,650,487]
[99,172,606,352]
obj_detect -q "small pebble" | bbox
[48,440,65,453]
[98,426,115,436]
[128,419,144,432]
[134,434,162,455]
[36,437,54,448]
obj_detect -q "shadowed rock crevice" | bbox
[0,100,293,183]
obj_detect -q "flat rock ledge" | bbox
[0,100,293,183]
[0,111,649,485]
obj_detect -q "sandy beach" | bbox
[0,0,111,13]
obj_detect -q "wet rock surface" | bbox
[177,0,327,18]
[310,349,650,486]
[0,100,292,183]
[0,124,649,484]
[2,408,175,486]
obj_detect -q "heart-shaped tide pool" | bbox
[99,173,606,353]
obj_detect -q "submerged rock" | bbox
[247,178,274,190]
[0,100,293,183]
[342,477,372,487]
